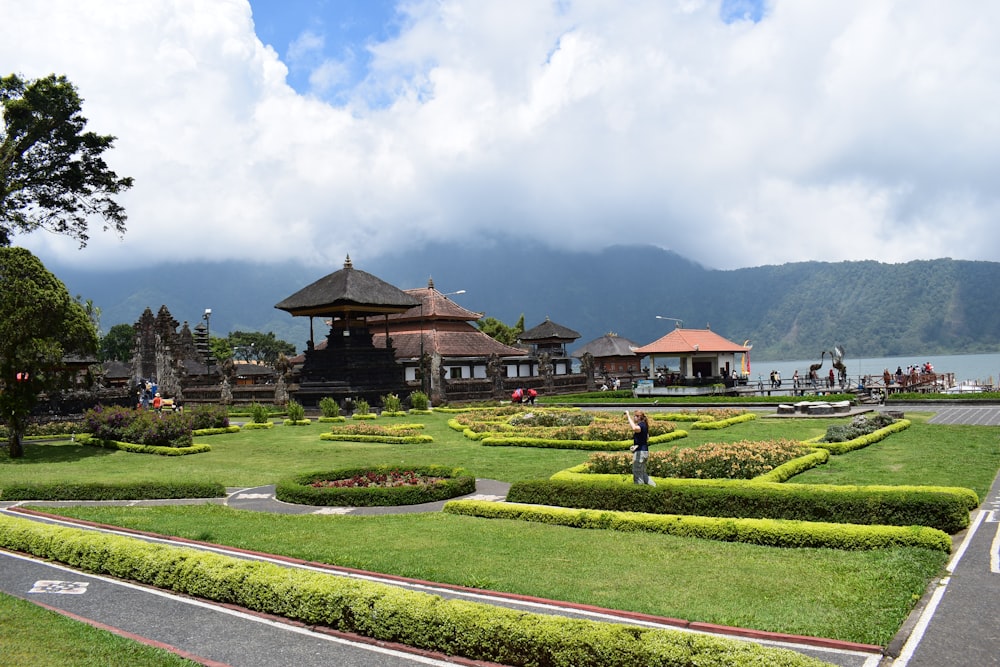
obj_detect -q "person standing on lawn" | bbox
[626,410,655,486]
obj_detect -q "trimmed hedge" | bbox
[1,481,225,501]
[76,434,211,456]
[690,413,758,429]
[478,430,689,451]
[241,421,274,430]
[276,465,475,507]
[812,420,911,455]
[319,433,434,444]
[442,500,952,552]
[192,425,242,436]
[0,515,828,667]
[753,448,830,483]
[508,477,977,533]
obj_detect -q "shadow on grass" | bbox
[0,439,115,464]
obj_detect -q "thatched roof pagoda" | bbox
[275,256,420,407]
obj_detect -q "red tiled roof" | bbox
[371,281,483,323]
[375,321,525,358]
[632,328,748,355]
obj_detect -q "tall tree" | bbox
[0,73,133,247]
[99,323,135,362]
[227,331,296,366]
[0,247,98,458]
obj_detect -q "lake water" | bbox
[749,352,1000,388]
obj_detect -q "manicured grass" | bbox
[0,592,196,666]
[42,503,945,646]
[5,408,998,647]
[792,416,1000,499]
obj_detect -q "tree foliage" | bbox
[0,73,133,247]
[213,330,296,366]
[0,247,98,457]
[99,323,134,362]
[477,314,524,346]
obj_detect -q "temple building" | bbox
[518,317,580,376]
[369,278,527,401]
[275,256,420,407]
[572,333,642,382]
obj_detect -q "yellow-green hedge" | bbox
[689,413,758,429]
[442,500,952,552]
[76,434,211,456]
[0,515,830,667]
[812,420,911,454]
[514,475,977,533]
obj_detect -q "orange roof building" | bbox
[632,325,750,381]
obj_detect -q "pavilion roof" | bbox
[572,333,641,358]
[520,317,581,343]
[632,328,748,355]
[372,278,483,323]
[275,255,419,317]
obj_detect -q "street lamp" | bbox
[203,308,212,376]
[655,315,683,328]
[442,289,466,298]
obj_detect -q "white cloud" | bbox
[2,0,999,271]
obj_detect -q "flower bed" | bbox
[276,465,475,506]
[451,409,677,449]
[320,422,432,444]
[585,439,806,479]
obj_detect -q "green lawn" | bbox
[3,408,999,648]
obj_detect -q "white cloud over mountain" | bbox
[3,0,998,271]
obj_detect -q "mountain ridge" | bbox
[44,244,1000,361]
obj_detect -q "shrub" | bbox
[188,405,230,430]
[276,465,475,506]
[354,397,371,415]
[823,412,896,442]
[409,390,430,411]
[318,396,340,418]
[0,481,226,501]
[286,399,305,422]
[382,393,402,413]
[249,402,271,424]
[82,405,193,448]
[0,515,828,667]
[507,478,975,533]
[443,500,953,552]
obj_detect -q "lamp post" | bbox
[203,308,212,376]
[655,315,683,328]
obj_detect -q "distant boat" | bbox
[944,383,987,394]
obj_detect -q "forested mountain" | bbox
[48,244,1000,361]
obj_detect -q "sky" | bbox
[2,0,998,272]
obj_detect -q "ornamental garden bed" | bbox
[276,465,475,506]
[448,407,688,450]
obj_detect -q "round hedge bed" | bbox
[275,465,476,507]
